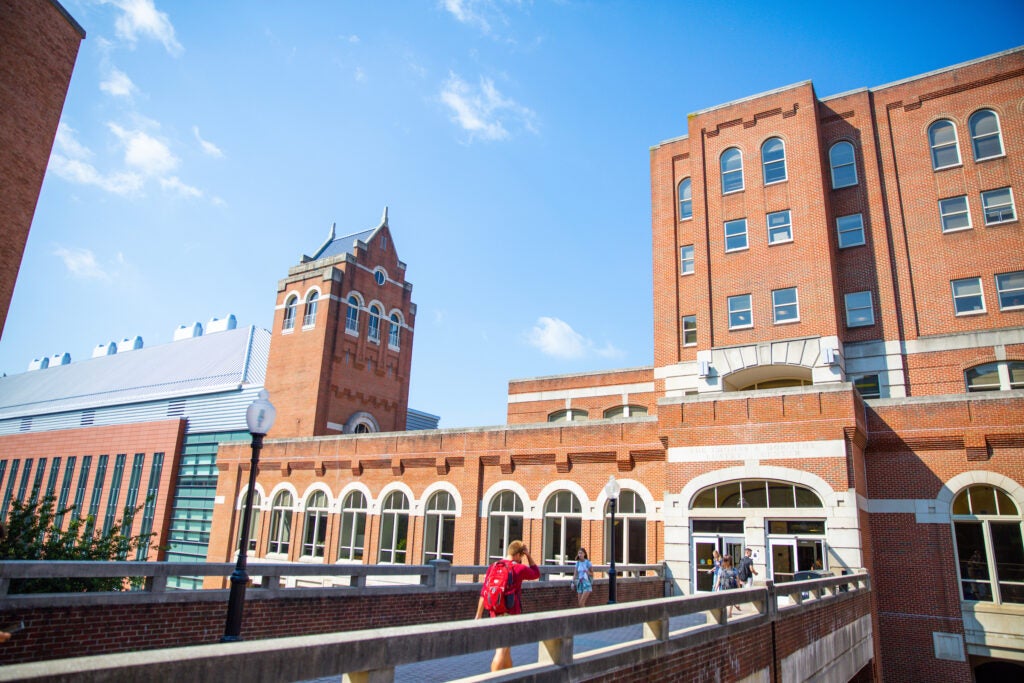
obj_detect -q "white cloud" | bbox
[53,246,115,281]
[48,123,143,194]
[108,123,179,175]
[105,0,183,56]
[159,176,202,198]
[440,72,536,141]
[354,66,367,83]
[99,67,136,97]
[192,126,224,158]
[54,122,92,161]
[526,317,623,360]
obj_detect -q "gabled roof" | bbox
[0,326,270,419]
[304,207,389,262]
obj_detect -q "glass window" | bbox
[762,137,787,184]
[969,109,1004,161]
[236,490,262,552]
[543,491,582,565]
[302,491,329,558]
[772,287,799,324]
[844,290,875,327]
[680,244,695,275]
[682,315,697,347]
[303,291,319,328]
[728,294,753,329]
[952,277,985,315]
[691,480,822,509]
[268,491,294,555]
[982,187,1016,225]
[368,305,382,342]
[603,405,648,419]
[338,490,367,561]
[606,490,647,565]
[724,218,748,252]
[767,210,792,244]
[374,269,386,286]
[996,271,1024,310]
[966,363,1001,392]
[928,119,961,169]
[829,141,858,188]
[678,178,693,220]
[721,148,744,194]
[378,491,410,564]
[547,409,588,422]
[423,491,456,563]
[854,375,881,399]
[345,296,360,333]
[1011,362,1024,390]
[388,313,402,349]
[836,213,866,248]
[939,196,971,233]
[487,491,524,563]
[282,295,298,331]
[953,485,1024,604]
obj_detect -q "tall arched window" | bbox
[282,295,298,331]
[303,291,319,327]
[302,491,329,558]
[969,109,1004,161]
[678,178,692,220]
[761,137,787,184]
[388,313,402,349]
[543,491,582,565]
[423,491,456,563]
[606,490,647,565]
[236,489,261,552]
[338,490,367,561]
[928,119,961,169]
[368,305,382,342]
[345,296,360,334]
[953,485,1023,604]
[487,491,524,563]
[720,148,744,194]
[378,491,410,564]
[829,141,858,188]
[267,491,294,555]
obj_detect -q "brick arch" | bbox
[936,471,1024,513]
[420,481,463,517]
[480,481,531,519]
[678,465,840,511]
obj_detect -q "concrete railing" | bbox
[0,572,871,683]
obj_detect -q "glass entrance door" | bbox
[770,538,825,583]
[693,534,745,592]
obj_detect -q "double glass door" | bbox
[769,538,825,582]
[693,534,744,592]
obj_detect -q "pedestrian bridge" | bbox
[0,562,873,682]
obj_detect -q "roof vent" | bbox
[206,315,237,334]
[92,342,117,358]
[116,336,143,353]
[27,357,49,371]
[49,352,71,366]
[173,322,203,341]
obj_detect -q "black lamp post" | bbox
[222,390,276,642]
[605,475,620,604]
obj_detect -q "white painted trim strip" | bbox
[667,439,846,463]
[508,382,655,404]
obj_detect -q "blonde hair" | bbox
[507,540,526,557]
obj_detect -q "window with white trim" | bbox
[603,405,648,419]
[767,210,792,244]
[301,490,329,558]
[378,491,410,564]
[678,178,692,220]
[337,490,367,561]
[724,219,748,252]
[268,491,294,555]
[762,137,787,184]
[543,491,582,565]
[996,271,1024,310]
[969,109,1004,161]
[282,295,298,331]
[547,409,588,422]
[368,304,382,342]
[605,490,647,565]
[423,491,456,563]
[952,277,985,315]
[836,213,865,248]
[388,313,402,349]
[721,148,744,194]
[303,291,319,328]
[728,294,752,329]
[487,491,524,563]
[965,361,1024,392]
[345,296,360,334]
[982,187,1016,225]
[236,490,261,552]
[692,480,823,508]
[680,244,695,275]
[844,290,875,327]
[772,287,798,324]
[939,196,971,233]
[928,119,961,169]
[829,141,858,188]
[953,485,1024,604]
[682,315,697,347]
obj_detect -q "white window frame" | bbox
[388,313,402,349]
[267,491,294,556]
[680,244,695,275]
[981,187,1016,226]
[720,148,744,194]
[767,209,792,245]
[995,271,1024,311]
[939,196,972,233]
[367,304,382,343]
[378,491,410,564]
[761,137,787,185]
[836,213,866,248]
[829,141,858,189]
[844,291,875,327]
[345,296,361,335]
[487,491,525,563]
[282,295,298,331]
[682,315,697,347]
[928,119,962,170]
[302,291,319,328]
[969,109,1004,162]
[771,287,799,324]
[301,491,329,559]
[338,490,368,561]
[678,177,693,220]
[951,277,986,316]
[724,218,748,252]
[728,294,753,330]
[423,491,457,563]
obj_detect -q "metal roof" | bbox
[304,208,388,262]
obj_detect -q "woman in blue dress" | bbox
[574,547,594,607]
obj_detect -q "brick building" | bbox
[205,49,1023,681]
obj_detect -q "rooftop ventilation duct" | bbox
[92,342,116,358]
[173,322,203,341]
[27,357,49,371]
[116,336,143,353]
[49,352,71,366]
[206,315,237,334]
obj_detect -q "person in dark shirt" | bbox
[737,547,758,588]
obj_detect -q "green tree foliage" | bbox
[0,494,156,594]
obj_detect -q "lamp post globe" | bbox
[222,390,275,642]
[604,475,620,604]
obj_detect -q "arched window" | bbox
[282,295,298,331]
[928,119,961,169]
[761,137,787,184]
[952,485,1023,604]
[969,109,1004,161]
[338,490,367,561]
[829,142,858,188]
[235,489,261,553]
[720,148,744,194]
[487,491,524,563]
[678,178,692,220]
[345,296,360,334]
[691,480,822,508]
[303,291,319,328]
[547,409,588,423]
[368,305,382,342]
[543,491,582,565]
[423,491,456,563]
[965,361,1024,392]
[267,491,294,555]
[301,491,329,558]
[378,491,409,564]
[388,313,402,349]
[606,490,647,565]
[602,405,648,419]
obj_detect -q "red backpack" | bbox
[481,559,516,615]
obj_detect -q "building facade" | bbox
[206,49,1023,682]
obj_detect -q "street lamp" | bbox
[222,390,276,642]
[605,475,620,604]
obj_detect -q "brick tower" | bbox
[263,209,416,437]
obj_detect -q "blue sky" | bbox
[3,0,1022,428]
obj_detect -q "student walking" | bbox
[713,554,741,617]
[475,540,540,671]
[573,548,594,607]
[737,547,758,588]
